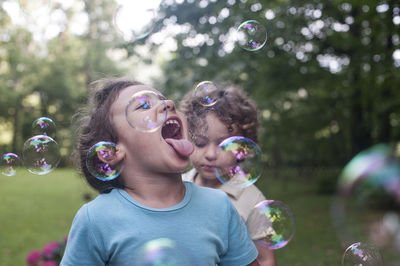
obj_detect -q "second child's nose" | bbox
[205,145,218,161]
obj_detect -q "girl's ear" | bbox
[96,144,125,165]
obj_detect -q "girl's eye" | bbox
[138,102,151,110]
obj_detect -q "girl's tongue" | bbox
[165,138,194,157]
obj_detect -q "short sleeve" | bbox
[60,204,106,266]
[219,197,258,266]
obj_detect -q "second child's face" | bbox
[190,113,238,181]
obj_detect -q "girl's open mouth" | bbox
[161,117,193,157]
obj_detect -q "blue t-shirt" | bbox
[61,181,258,266]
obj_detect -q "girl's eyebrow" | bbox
[158,94,167,100]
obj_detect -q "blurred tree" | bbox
[81,0,121,84]
[0,0,124,166]
[126,0,400,167]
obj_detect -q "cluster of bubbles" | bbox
[332,143,400,265]
[1,117,60,176]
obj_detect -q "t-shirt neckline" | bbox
[117,181,193,212]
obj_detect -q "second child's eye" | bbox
[194,141,207,148]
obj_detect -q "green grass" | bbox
[1,167,397,265]
[0,168,95,266]
[258,169,344,266]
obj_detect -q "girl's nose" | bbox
[163,99,176,112]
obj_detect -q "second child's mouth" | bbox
[202,165,216,171]
[162,117,193,157]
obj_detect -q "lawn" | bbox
[0,168,96,266]
[0,167,395,265]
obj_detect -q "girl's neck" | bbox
[123,172,186,209]
[194,173,222,189]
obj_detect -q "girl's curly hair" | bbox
[73,78,142,193]
[179,86,259,143]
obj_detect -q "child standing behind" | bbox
[180,85,276,266]
[60,79,259,265]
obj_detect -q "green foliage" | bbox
[127,0,400,167]
[0,0,124,165]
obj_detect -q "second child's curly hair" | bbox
[179,86,259,143]
[73,78,142,193]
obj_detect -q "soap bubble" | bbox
[22,135,60,175]
[332,143,400,263]
[113,0,161,42]
[236,20,267,51]
[193,81,221,107]
[246,200,296,250]
[215,136,263,188]
[1,153,20,176]
[86,141,123,181]
[32,117,56,138]
[125,90,168,133]
[133,238,193,266]
[342,242,384,266]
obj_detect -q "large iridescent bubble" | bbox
[22,135,60,175]
[113,0,161,42]
[125,90,167,133]
[215,136,263,188]
[246,200,296,250]
[236,20,267,51]
[342,242,384,266]
[193,81,221,107]
[1,153,20,176]
[332,143,400,263]
[133,238,193,266]
[86,141,123,181]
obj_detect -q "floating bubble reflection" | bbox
[342,242,384,266]
[215,136,263,188]
[246,200,296,250]
[86,141,123,181]
[1,153,20,176]
[237,20,267,51]
[22,135,60,175]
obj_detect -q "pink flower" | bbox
[40,261,59,266]
[26,250,42,266]
[42,241,60,258]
